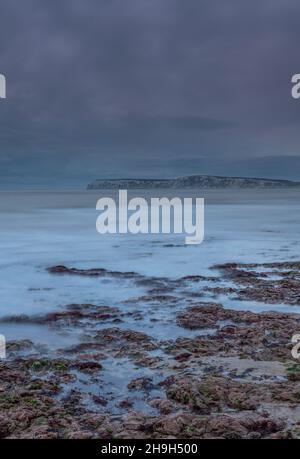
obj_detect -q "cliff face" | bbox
[87,175,300,189]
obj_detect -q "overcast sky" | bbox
[1,0,300,187]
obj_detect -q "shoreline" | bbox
[1,260,300,438]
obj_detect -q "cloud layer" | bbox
[0,0,300,186]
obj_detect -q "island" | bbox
[87,175,300,189]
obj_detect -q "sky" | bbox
[0,0,300,187]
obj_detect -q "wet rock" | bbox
[92,395,108,406]
[212,261,300,305]
[127,377,154,391]
[47,265,139,280]
[118,399,134,409]
[0,304,121,328]
[174,303,300,361]
[125,294,179,304]
[149,398,175,415]
[71,361,102,373]
[177,303,224,329]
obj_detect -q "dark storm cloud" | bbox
[0,0,300,186]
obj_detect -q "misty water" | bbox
[1,189,300,343]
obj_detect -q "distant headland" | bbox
[87,175,300,190]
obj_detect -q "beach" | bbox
[1,189,300,438]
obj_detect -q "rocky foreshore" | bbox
[1,261,300,438]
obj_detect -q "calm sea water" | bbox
[1,189,300,345]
